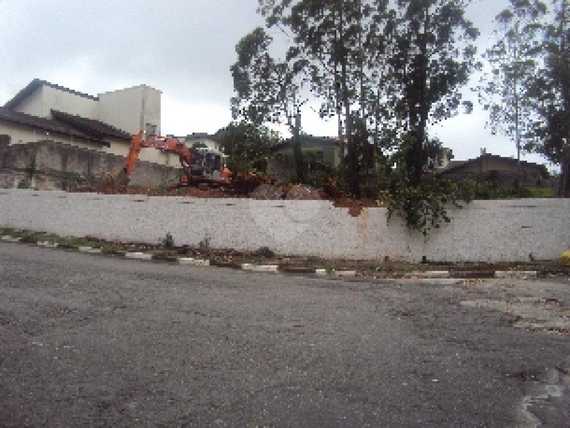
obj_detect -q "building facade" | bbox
[0,79,178,167]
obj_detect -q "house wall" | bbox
[43,85,99,119]
[0,190,568,263]
[0,118,181,168]
[0,122,107,151]
[13,85,99,120]
[444,158,546,186]
[0,140,181,190]
[5,82,170,167]
[98,85,161,135]
[12,85,46,118]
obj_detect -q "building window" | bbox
[145,123,158,137]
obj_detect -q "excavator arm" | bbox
[123,132,145,177]
[122,132,193,184]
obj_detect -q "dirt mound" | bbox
[286,184,324,200]
[250,184,286,200]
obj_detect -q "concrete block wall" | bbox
[0,140,180,190]
[0,189,568,262]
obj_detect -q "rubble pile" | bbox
[286,184,324,200]
[250,184,286,200]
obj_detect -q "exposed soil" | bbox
[79,179,384,217]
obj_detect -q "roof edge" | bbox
[4,79,99,110]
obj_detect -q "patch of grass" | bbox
[0,226,16,236]
[58,236,102,249]
[160,232,175,249]
[101,244,128,255]
[151,250,180,262]
[19,231,59,244]
[524,186,555,198]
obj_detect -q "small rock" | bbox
[241,264,279,273]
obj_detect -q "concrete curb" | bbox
[334,270,358,278]
[178,257,211,267]
[396,270,539,280]
[0,233,543,282]
[495,270,538,279]
[125,252,153,261]
[278,265,317,274]
[379,278,467,286]
[37,241,59,249]
[78,246,103,254]
[242,264,279,273]
[404,271,450,279]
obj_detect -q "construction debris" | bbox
[250,184,285,200]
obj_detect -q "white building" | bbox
[0,79,178,166]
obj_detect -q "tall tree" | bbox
[479,0,547,164]
[378,0,480,185]
[230,27,307,182]
[528,0,570,196]
[259,0,379,196]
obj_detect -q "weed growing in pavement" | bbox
[161,232,175,249]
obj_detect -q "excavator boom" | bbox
[119,131,230,188]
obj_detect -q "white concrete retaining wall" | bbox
[0,189,569,262]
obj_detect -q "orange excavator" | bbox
[121,131,232,187]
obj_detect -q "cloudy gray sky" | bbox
[0,0,550,165]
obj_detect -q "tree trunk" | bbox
[293,111,305,183]
[406,6,430,187]
[407,128,426,186]
[338,0,360,197]
[561,156,570,197]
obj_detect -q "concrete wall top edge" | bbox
[0,189,567,207]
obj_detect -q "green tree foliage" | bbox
[231,0,481,233]
[230,27,306,182]
[527,0,570,196]
[215,121,280,176]
[479,0,547,163]
[257,1,478,190]
[259,0,377,196]
[386,176,474,237]
[379,0,480,186]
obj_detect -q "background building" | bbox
[0,79,178,167]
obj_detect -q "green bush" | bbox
[385,177,475,237]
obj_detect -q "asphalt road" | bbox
[1,243,569,427]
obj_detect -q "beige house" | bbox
[0,79,179,167]
[438,153,550,187]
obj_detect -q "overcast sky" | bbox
[0,0,551,165]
